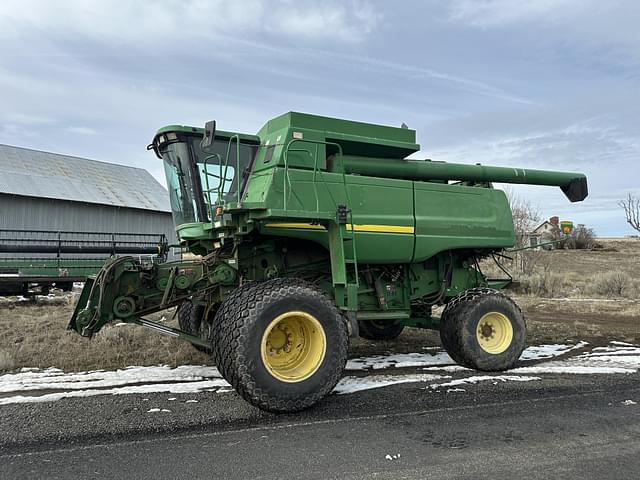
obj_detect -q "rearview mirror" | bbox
[201,120,216,149]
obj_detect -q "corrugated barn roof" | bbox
[0,144,170,212]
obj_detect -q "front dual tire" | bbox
[210,278,349,413]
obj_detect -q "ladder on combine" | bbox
[282,138,360,311]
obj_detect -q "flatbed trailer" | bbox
[0,229,168,296]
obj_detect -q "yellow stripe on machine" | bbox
[264,223,326,230]
[264,223,414,234]
[347,224,414,234]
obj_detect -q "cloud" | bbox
[0,0,380,45]
[4,113,54,125]
[66,126,97,135]
[0,1,638,236]
[269,0,381,42]
[419,114,640,235]
[446,0,578,27]
[445,0,640,65]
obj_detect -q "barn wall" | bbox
[0,194,177,244]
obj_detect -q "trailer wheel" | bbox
[440,288,526,371]
[358,319,404,340]
[177,300,216,354]
[211,277,348,412]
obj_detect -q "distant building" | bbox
[527,216,561,250]
[0,144,176,242]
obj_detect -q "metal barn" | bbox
[0,144,177,294]
[0,144,175,237]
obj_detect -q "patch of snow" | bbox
[430,375,541,390]
[446,388,466,393]
[551,298,623,302]
[588,346,640,356]
[333,374,448,395]
[385,454,400,460]
[423,365,469,373]
[2,341,638,405]
[519,342,588,361]
[346,352,454,371]
[0,380,231,405]
[622,400,637,406]
[510,365,635,375]
[347,342,588,372]
[0,365,223,394]
[147,408,161,413]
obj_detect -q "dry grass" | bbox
[0,348,15,371]
[0,296,209,373]
[484,238,640,299]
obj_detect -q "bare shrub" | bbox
[506,189,540,248]
[519,272,564,297]
[591,272,632,297]
[518,250,545,276]
[564,224,596,250]
[505,189,542,273]
[620,193,640,233]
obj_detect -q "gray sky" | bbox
[1,0,638,236]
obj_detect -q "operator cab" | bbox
[149,125,259,235]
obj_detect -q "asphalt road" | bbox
[1,370,640,479]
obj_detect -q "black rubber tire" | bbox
[177,300,216,354]
[439,288,526,371]
[358,319,405,340]
[210,277,349,413]
[210,281,263,381]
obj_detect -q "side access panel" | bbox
[263,170,415,264]
[344,175,415,264]
[412,183,514,262]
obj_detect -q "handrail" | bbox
[223,135,242,204]
[201,135,243,217]
[285,147,319,212]
[283,139,352,215]
[282,138,358,283]
[201,153,222,219]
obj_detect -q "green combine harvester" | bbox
[68,112,588,412]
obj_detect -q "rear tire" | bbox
[210,277,348,413]
[440,288,526,371]
[358,319,404,340]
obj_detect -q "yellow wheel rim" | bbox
[476,312,513,354]
[260,311,327,383]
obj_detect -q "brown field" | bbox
[0,239,638,373]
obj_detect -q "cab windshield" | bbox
[161,134,257,226]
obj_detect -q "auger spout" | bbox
[338,155,588,202]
